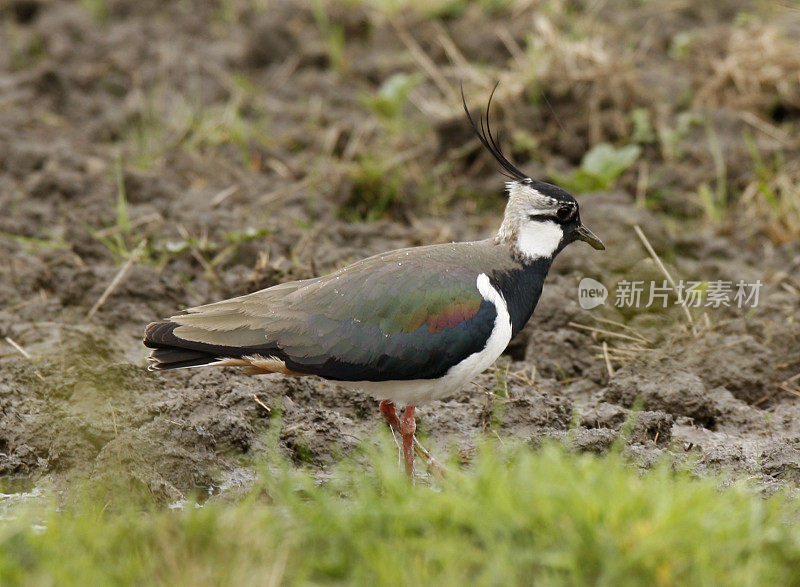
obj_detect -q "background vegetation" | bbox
[1,0,799,583]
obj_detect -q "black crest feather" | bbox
[461,83,528,182]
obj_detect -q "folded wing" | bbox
[144,246,498,381]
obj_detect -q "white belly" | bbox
[348,273,513,405]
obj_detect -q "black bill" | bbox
[575,224,605,250]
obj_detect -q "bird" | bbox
[143,87,605,478]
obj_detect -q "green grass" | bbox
[3,442,800,585]
[83,155,149,264]
[311,0,347,74]
[123,75,271,170]
[697,121,728,225]
[340,154,410,221]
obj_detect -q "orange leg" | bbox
[379,400,416,478]
[399,405,416,478]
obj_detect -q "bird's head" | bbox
[462,86,604,262]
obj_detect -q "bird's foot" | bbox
[413,436,447,481]
[380,400,416,478]
[379,401,447,480]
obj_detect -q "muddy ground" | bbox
[1,0,799,502]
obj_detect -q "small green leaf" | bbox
[361,73,423,120]
[580,143,641,188]
[550,143,641,193]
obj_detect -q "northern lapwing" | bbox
[144,88,605,478]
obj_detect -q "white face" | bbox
[516,219,564,260]
[500,182,576,261]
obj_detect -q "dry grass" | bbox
[522,11,647,144]
[691,21,800,115]
[741,159,800,245]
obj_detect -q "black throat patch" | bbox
[487,257,552,338]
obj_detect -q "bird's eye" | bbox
[556,206,574,221]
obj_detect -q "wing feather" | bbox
[145,242,508,381]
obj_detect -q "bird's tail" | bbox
[143,321,224,370]
[143,319,293,375]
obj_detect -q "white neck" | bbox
[515,220,563,260]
